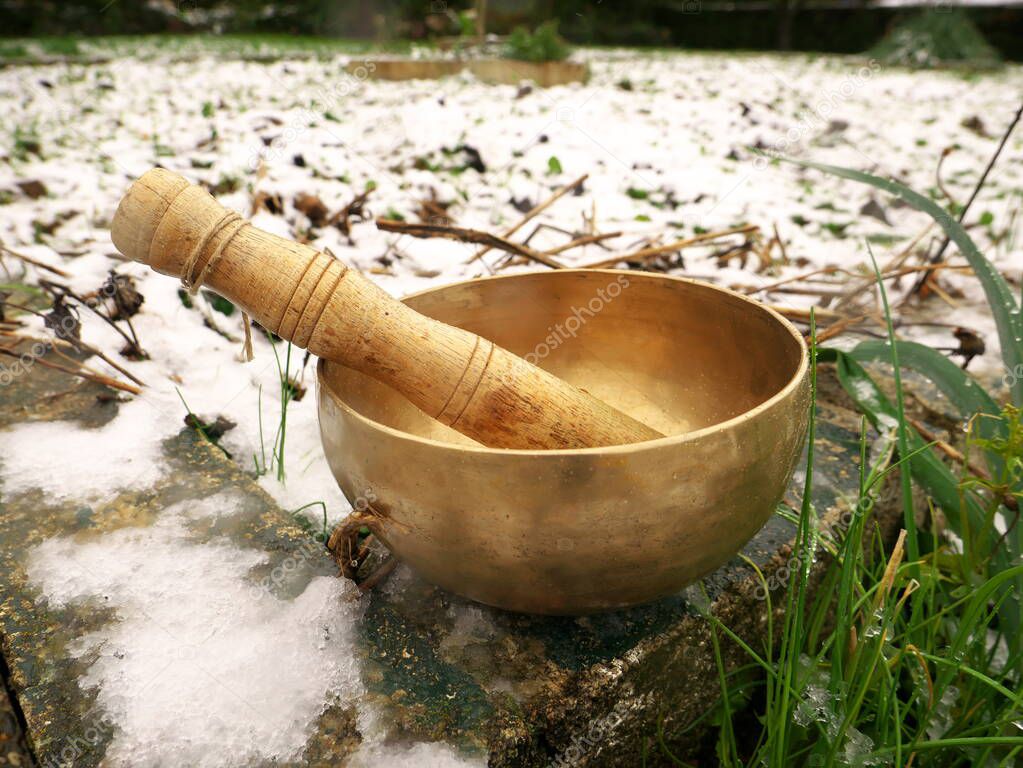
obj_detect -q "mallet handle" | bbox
[111,169,661,449]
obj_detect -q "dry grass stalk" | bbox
[0,329,145,387]
[465,174,588,264]
[375,219,565,269]
[0,346,141,394]
[0,243,70,278]
[544,230,622,256]
[580,224,759,269]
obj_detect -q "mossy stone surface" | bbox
[0,357,910,767]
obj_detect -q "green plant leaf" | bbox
[772,155,1023,405]
[941,563,1023,686]
[818,347,990,545]
[821,347,1019,637]
[849,339,1007,474]
[850,340,1000,420]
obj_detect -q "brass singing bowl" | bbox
[317,269,810,614]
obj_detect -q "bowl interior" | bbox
[321,270,804,446]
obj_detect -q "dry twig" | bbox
[329,188,374,241]
[0,243,70,278]
[465,174,588,264]
[544,231,622,256]
[0,329,144,387]
[909,416,1017,512]
[580,224,759,269]
[376,219,565,269]
[0,347,141,394]
[909,100,1023,296]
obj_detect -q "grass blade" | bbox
[769,154,1023,405]
[817,348,992,551]
[850,338,1007,477]
[868,247,919,565]
[849,340,1001,425]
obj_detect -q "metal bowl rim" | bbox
[316,269,809,457]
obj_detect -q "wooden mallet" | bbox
[111,168,662,450]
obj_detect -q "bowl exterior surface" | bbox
[317,270,809,614]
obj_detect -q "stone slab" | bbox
[0,343,909,767]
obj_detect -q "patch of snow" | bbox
[349,733,484,768]
[26,493,365,768]
[0,397,169,501]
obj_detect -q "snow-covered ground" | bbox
[1,47,1021,765]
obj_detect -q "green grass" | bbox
[266,336,295,484]
[504,21,571,63]
[175,387,232,459]
[680,336,1022,767]
[870,9,1001,69]
[0,33,419,63]
[669,167,1023,766]
[290,500,330,542]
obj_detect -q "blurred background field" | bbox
[1,0,1021,64]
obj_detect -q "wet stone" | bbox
[0,358,910,767]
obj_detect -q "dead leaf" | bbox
[961,115,988,138]
[295,193,329,227]
[329,189,373,241]
[415,189,453,225]
[510,196,533,214]
[101,271,145,320]
[17,179,47,199]
[43,295,81,344]
[184,413,237,441]
[859,197,891,226]
[32,210,77,237]
[251,190,283,217]
[953,327,985,369]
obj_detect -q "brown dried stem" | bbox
[908,416,1017,512]
[0,347,141,394]
[0,243,70,278]
[375,219,565,269]
[0,329,145,387]
[909,100,1023,296]
[580,224,759,269]
[465,174,588,264]
[544,231,622,256]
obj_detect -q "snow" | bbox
[2,45,1021,764]
[349,721,484,768]
[0,396,168,500]
[26,493,365,768]
[3,49,1020,369]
